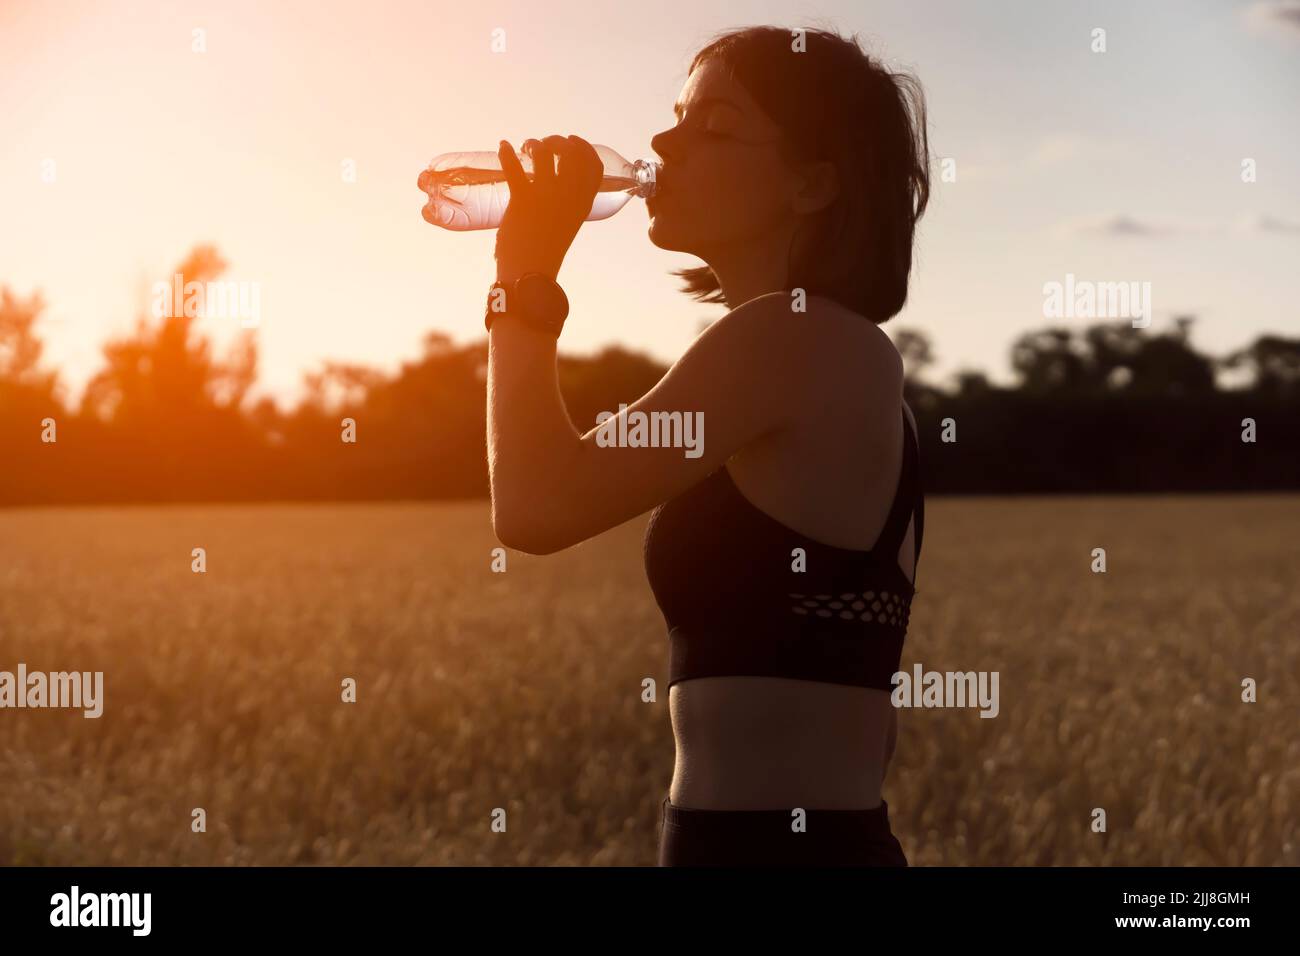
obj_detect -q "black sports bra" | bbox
[643,407,923,692]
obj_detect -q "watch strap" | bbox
[484,273,568,337]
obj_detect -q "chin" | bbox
[647,215,688,252]
[646,217,670,250]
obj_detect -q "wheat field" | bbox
[0,496,1295,866]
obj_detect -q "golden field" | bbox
[0,496,1296,866]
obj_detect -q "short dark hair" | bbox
[671,25,930,324]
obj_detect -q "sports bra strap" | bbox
[871,408,920,564]
[913,456,924,566]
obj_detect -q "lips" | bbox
[651,167,669,199]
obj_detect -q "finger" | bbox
[545,134,577,191]
[498,140,529,197]
[563,135,603,193]
[543,134,570,158]
[525,137,556,188]
[546,134,581,189]
[422,200,452,227]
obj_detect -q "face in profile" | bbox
[647,57,802,260]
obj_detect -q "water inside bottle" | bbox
[424,166,643,194]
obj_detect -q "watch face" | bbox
[517,274,568,323]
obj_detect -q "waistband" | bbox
[661,793,896,838]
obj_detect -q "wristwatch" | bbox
[484,272,570,337]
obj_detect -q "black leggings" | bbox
[657,794,908,866]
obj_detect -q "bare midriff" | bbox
[667,675,894,810]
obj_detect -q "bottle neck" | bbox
[631,159,660,198]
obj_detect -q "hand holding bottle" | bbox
[493,135,603,282]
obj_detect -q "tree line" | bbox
[2,245,1296,506]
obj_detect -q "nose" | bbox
[650,125,678,163]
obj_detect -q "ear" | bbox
[791,159,839,215]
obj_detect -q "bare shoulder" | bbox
[672,292,904,439]
[811,295,903,367]
[714,292,902,380]
[777,293,903,405]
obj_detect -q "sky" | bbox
[2,0,1298,409]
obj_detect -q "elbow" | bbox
[491,501,564,555]
[495,526,558,556]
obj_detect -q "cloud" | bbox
[1237,213,1300,234]
[1055,213,1300,239]
[1244,1,1300,40]
[1059,214,1179,239]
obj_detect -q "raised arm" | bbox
[488,290,812,554]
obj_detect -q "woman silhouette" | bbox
[483,25,930,866]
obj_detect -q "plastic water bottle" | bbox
[418,144,660,231]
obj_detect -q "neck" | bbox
[702,227,797,309]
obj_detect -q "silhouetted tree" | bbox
[0,287,65,500]
[951,369,995,398]
[0,288,59,396]
[80,245,256,424]
[1011,327,1091,393]
[893,327,934,382]
[1082,319,1216,397]
[301,362,387,414]
[1222,335,1300,398]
